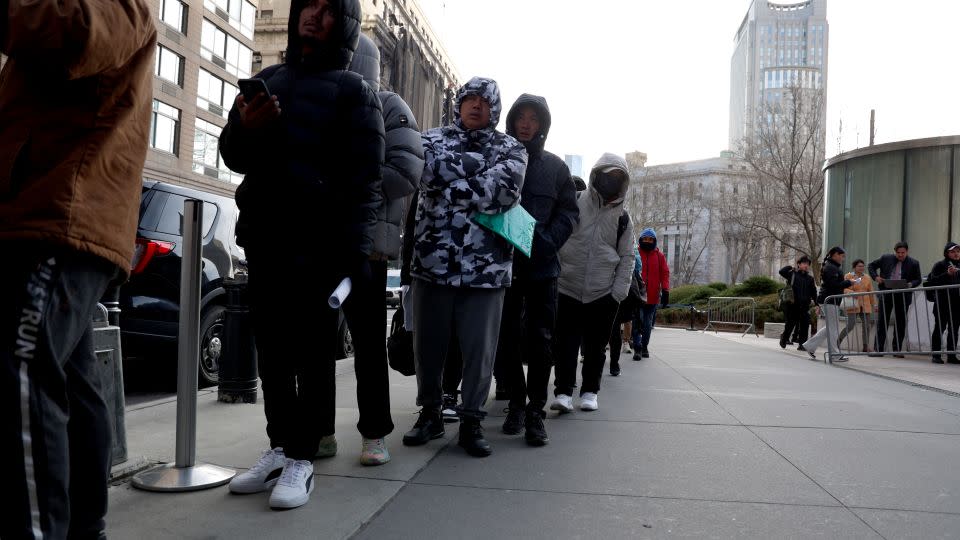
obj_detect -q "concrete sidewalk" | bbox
[108,328,960,539]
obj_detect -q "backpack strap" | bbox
[617,211,630,244]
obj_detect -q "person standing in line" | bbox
[219,0,385,509]
[0,1,156,536]
[340,33,424,465]
[608,248,643,376]
[836,259,875,353]
[928,243,960,364]
[803,247,855,360]
[495,94,579,445]
[550,154,634,414]
[778,256,816,351]
[868,242,923,357]
[401,77,527,458]
[634,229,670,359]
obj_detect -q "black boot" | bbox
[641,346,650,358]
[458,418,492,457]
[501,407,525,435]
[933,356,945,364]
[610,360,621,376]
[524,409,549,447]
[779,335,788,349]
[402,409,444,446]
[948,356,960,364]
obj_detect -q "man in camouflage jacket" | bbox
[403,77,528,458]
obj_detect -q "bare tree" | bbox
[711,181,766,284]
[739,81,826,278]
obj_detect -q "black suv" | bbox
[122,181,353,385]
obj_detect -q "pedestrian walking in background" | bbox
[608,250,644,376]
[928,243,960,364]
[778,256,816,351]
[551,154,634,414]
[0,1,156,536]
[495,94,579,445]
[341,34,424,466]
[803,247,855,360]
[402,77,527,457]
[219,0,385,509]
[837,259,875,353]
[869,242,923,357]
[635,229,670,359]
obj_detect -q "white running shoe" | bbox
[549,394,574,413]
[269,459,315,510]
[229,448,286,494]
[360,438,391,466]
[580,392,599,412]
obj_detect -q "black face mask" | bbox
[639,242,656,251]
[593,171,624,202]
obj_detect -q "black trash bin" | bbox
[218,276,259,404]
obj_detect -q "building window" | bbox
[160,0,188,33]
[193,118,243,184]
[197,68,237,119]
[201,19,253,78]
[155,45,184,86]
[204,0,256,39]
[150,100,180,155]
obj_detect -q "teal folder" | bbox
[473,206,536,257]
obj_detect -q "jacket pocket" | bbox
[0,136,30,201]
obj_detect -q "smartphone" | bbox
[237,78,271,102]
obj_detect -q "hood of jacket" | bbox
[588,153,631,205]
[454,76,502,131]
[348,32,381,91]
[286,0,361,70]
[505,93,552,155]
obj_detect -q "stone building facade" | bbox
[254,0,459,130]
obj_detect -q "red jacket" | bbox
[639,248,669,305]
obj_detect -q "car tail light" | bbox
[131,237,175,275]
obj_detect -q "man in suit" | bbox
[868,242,923,357]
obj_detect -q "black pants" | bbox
[876,292,912,352]
[554,294,619,397]
[342,260,394,439]
[495,277,558,413]
[931,305,959,360]
[781,304,811,345]
[247,249,340,460]
[2,246,116,540]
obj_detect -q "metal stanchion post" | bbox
[218,275,258,404]
[133,199,235,492]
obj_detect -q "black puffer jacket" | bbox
[349,34,423,260]
[219,0,385,270]
[928,242,960,308]
[504,94,579,280]
[817,258,852,305]
[779,265,816,306]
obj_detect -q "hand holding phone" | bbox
[235,78,280,129]
[238,78,271,102]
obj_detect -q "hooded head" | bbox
[639,228,657,251]
[944,242,960,261]
[588,153,630,206]
[454,77,502,131]
[286,0,361,70]
[505,94,552,155]
[348,33,380,91]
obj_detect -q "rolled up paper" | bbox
[328,277,352,309]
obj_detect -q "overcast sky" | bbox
[419,0,960,171]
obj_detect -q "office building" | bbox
[728,0,828,152]
[564,154,584,178]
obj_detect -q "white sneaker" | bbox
[549,394,574,413]
[229,448,286,494]
[360,438,391,466]
[269,459,314,510]
[580,392,599,411]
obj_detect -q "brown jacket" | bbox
[0,0,157,276]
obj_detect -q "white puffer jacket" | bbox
[557,153,634,303]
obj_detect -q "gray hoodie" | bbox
[557,153,634,303]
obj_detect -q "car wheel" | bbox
[199,304,226,386]
[337,318,354,359]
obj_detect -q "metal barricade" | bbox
[702,297,757,337]
[824,283,960,364]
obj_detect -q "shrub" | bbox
[707,282,729,292]
[722,276,780,297]
[670,285,718,306]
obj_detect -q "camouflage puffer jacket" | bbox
[411,77,528,288]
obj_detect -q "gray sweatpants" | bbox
[411,279,505,420]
